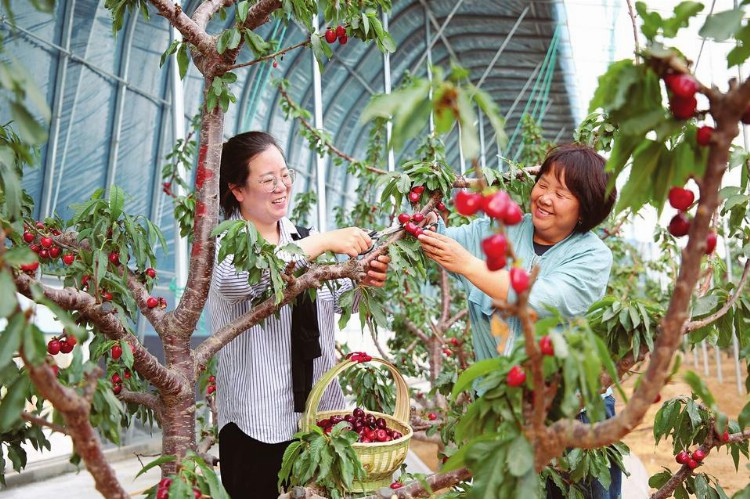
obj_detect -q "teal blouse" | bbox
[439,214,612,361]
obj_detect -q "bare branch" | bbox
[684,258,750,333]
[22,411,68,435]
[229,39,310,70]
[117,389,162,413]
[403,317,431,344]
[625,0,641,60]
[147,0,218,57]
[444,308,468,330]
[452,165,540,189]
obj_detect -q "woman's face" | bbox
[230,146,291,226]
[530,165,581,245]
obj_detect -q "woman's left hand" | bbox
[417,229,476,274]
[362,254,391,287]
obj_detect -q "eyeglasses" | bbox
[256,169,296,193]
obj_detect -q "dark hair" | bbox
[535,144,616,233]
[219,131,284,218]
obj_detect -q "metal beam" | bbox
[476,6,529,90]
[312,15,327,232]
[40,0,75,218]
[411,0,465,73]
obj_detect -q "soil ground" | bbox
[408,350,748,495]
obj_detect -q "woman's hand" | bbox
[362,254,391,287]
[417,229,477,274]
[326,227,373,257]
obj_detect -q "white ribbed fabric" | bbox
[208,217,358,443]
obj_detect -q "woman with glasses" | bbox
[208,131,391,498]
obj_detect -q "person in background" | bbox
[208,131,390,498]
[418,143,620,499]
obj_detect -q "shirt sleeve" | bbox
[510,243,613,318]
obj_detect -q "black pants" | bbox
[219,422,293,499]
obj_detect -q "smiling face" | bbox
[530,165,581,245]
[229,145,291,228]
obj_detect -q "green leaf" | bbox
[738,401,750,429]
[699,9,744,42]
[0,314,24,373]
[23,324,47,366]
[236,0,249,22]
[684,371,716,409]
[452,357,502,397]
[109,185,125,220]
[615,140,664,214]
[10,102,47,145]
[507,435,533,477]
[0,270,18,318]
[0,374,29,431]
[135,454,176,478]
[177,44,189,80]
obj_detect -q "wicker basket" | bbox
[300,356,413,492]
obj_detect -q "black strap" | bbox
[290,226,321,412]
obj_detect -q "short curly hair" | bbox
[535,144,616,233]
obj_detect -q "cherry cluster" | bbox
[316,407,404,443]
[663,73,717,145]
[110,370,131,395]
[397,211,426,237]
[47,331,77,356]
[154,478,201,499]
[344,351,372,363]
[206,375,216,395]
[324,25,348,45]
[20,222,75,273]
[667,186,717,254]
[674,448,706,470]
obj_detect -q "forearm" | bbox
[296,233,329,260]
[461,256,510,302]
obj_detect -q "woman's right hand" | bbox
[324,227,373,257]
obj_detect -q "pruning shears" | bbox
[359,222,437,256]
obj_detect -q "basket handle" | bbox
[300,357,410,432]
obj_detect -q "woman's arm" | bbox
[296,227,373,259]
[417,229,511,301]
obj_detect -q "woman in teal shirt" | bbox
[418,143,619,498]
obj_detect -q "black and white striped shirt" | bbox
[208,217,359,443]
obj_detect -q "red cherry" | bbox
[443,348,452,356]
[427,412,437,421]
[397,213,411,224]
[506,365,526,387]
[503,202,523,225]
[653,393,662,404]
[324,28,337,44]
[113,384,122,395]
[450,338,459,346]
[454,190,483,216]
[194,489,201,499]
[692,449,706,462]
[81,275,91,288]
[668,212,691,237]
[159,478,173,489]
[35,221,45,230]
[63,332,75,345]
[23,231,35,243]
[413,227,424,237]
[29,244,41,253]
[38,249,50,260]
[412,185,425,194]
[509,267,530,294]
[111,373,122,384]
[485,255,507,271]
[686,458,699,469]
[162,182,172,196]
[108,252,120,265]
[111,345,123,360]
[47,339,61,355]
[437,201,447,211]
[665,74,699,98]
[408,191,421,203]
[208,375,216,382]
[670,95,697,120]
[51,364,59,377]
[335,25,346,38]
[40,237,53,248]
[696,126,713,146]
[404,221,418,234]
[145,267,157,279]
[272,60,278,68]
[60,339,74,354]
[539,336,554,356]
[206,385,216,395]
[375,429,387,441]
[124,369,131,379]
[482,191,511,219]
[20,261,39,272]
[675,450,690,464]
[102,291,113,302]
[481,234,507,259]
[390,482,403,489]
[147,297,159,309]
[721,430,730,442]
[338,34,348,45]
[412,212,425,223]
[668,187,694,211]
[705,231,717,255]
[62,253,75,265]
[49,246,61,259]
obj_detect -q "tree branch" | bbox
[22,411,68,435]
[117,389,162,413]
[229,38,310,70]
[360,468,472,498]
[444,308,468,331]
[439,268,451,324]
[684,258,750,333]
[148,0,218,58]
